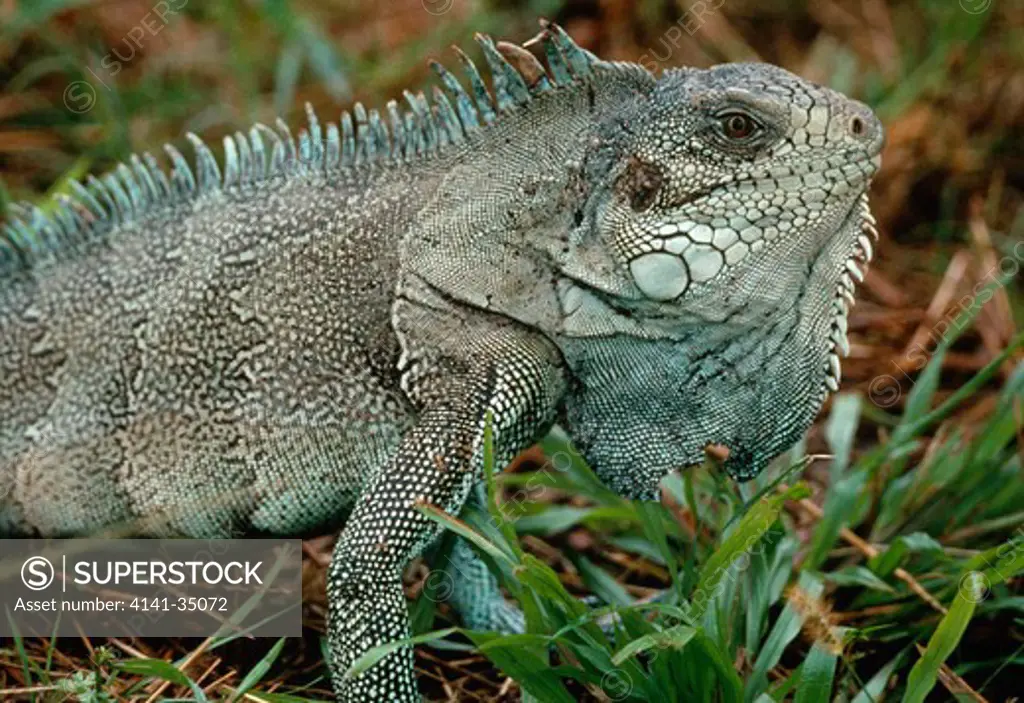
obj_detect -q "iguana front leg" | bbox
[327,299,567,701]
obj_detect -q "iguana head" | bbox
[558,62,883,498]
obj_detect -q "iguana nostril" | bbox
[846,105,885,155]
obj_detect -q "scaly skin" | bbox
[0,23,882,701]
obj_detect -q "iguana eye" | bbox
[719,112,758,140]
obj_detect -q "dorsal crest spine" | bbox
[0,22,594,278]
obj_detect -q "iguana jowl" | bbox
[0,22,883,701]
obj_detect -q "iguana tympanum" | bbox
[0,21,883,701]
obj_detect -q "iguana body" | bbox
[0,23,882,701]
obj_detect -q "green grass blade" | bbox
[851,648,908,703]
[573,555,635,607]
[977,531,1024,589]
[901,573,984,703]
[690,483,809,621]
[4,608,33,690]
[43,611,61,682]
[635,501,679,590]
[516,553,592,625]
[688,629,745,703]
[115,659,209,702]
[804,469,868,572]
[744,571,825,703]
[611,623,697,665]
[825,393,861,478]
[894,331,1024,443]
[229,637,287,701]
[415,501,517,567]
[792,643,838,703]
[470,632,575,703]
[256,694,326,703]
[346,627,459,679]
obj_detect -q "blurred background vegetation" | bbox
[0,0,1022,701]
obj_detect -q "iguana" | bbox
[0,21,882,701]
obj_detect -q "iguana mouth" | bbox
[822,192,877,395]
[637,153,882,258]
[737,151,882,192]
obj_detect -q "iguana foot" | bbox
[446,538,525,634]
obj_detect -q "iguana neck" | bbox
[398,64,656,338]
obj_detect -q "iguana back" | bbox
[1,157,420,535]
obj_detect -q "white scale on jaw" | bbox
[628,241,731,301]
[824,194,877,393]
[628,219,756,301]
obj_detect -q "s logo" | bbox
[21,556,55,591]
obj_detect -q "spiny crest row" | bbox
[0,23,596,278]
